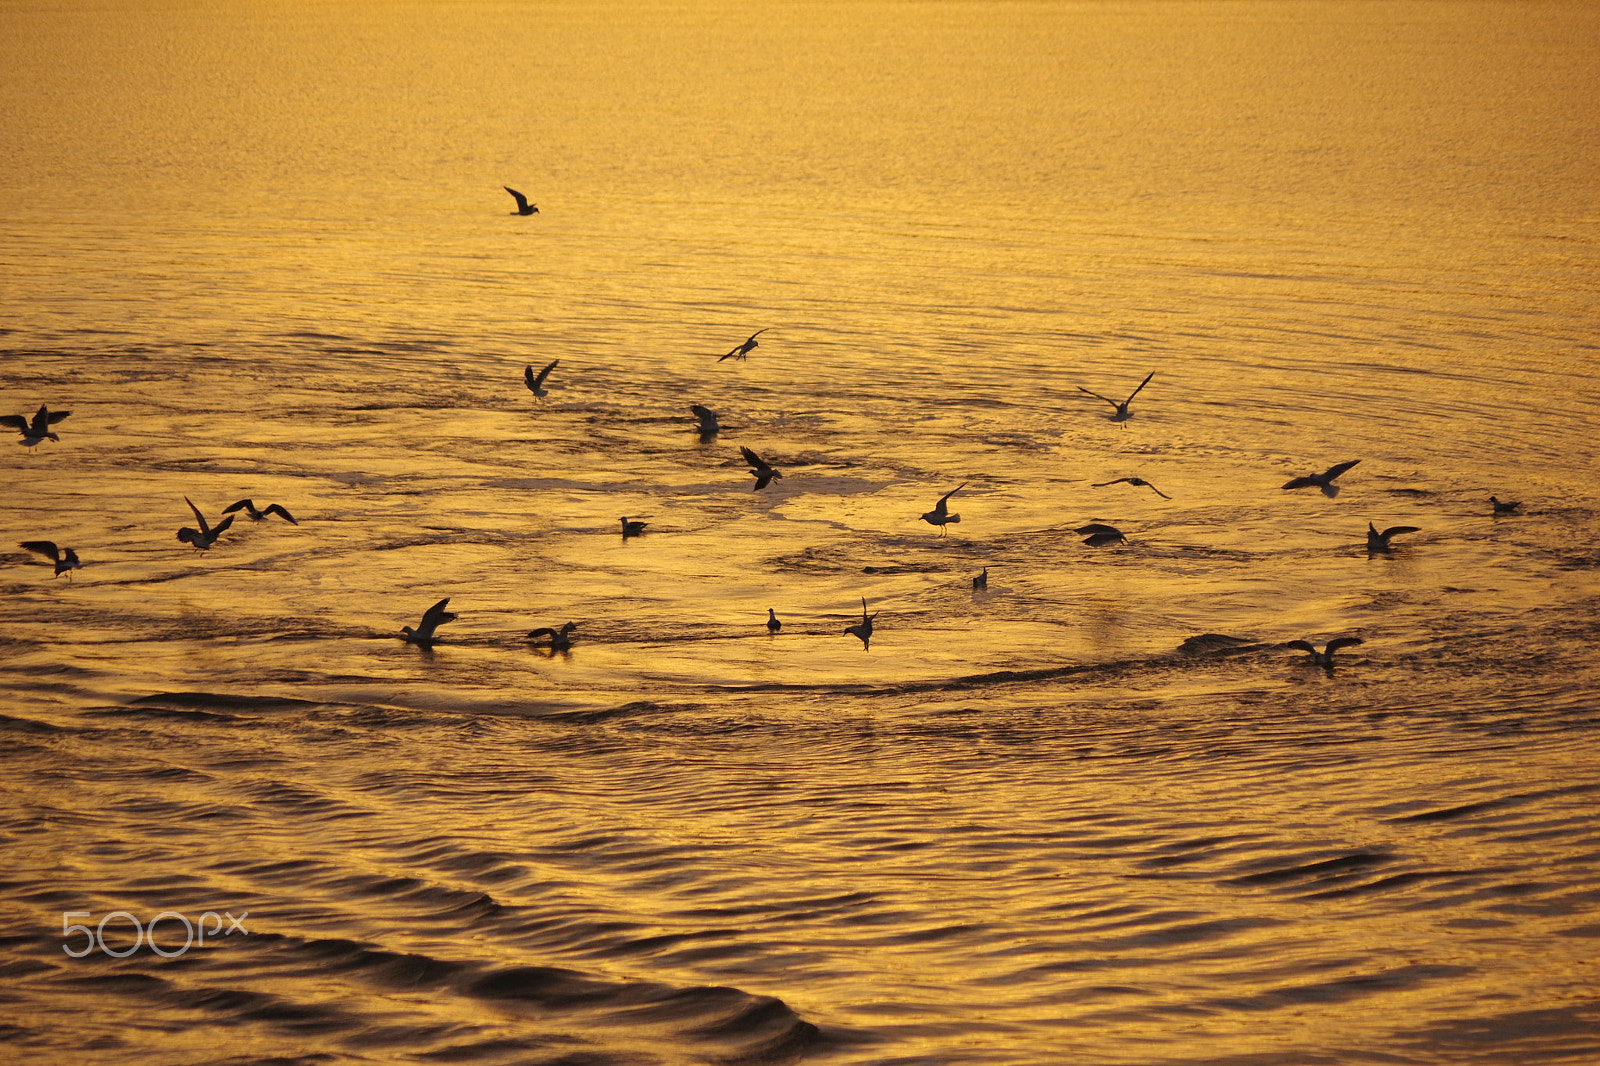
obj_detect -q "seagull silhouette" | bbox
[690,404,720,439]
[1093,476,1170,500]
[739,446,783,490]
[1366,522,1420,552]
[718,329,768,362]
[844,597,878,650]
[503,186,539,215]
[1490,496,1521,515]
[1074,522,1128,546]
[176,497,234,550]
[620,517,648,538]
[1282,460,1361,497]
[401,597,457,646]
[766,608,781,634]
[973,567,988,590]
[525,359,559,401]
[2,405,71,448]
[527,621,577,650]
[1285,636,1364,670]
[20,541,82,580]
[1077,371,1154,422]
[920,483,967,535]
[222,499,298,524]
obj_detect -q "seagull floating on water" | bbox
[973,567,988,590]
[690,404,720,439]
[1366,522,1420,552]
[920,483,966,535]
[1075,522,1128,546]
[766,608,781,634]
[739,446,783,491]
[1077,371,1154,423]
[1282,459,1361,497]
[2,405,70,448]
[401,597,457,646]
[176,497,234,551]
[1490,496,1520,515]
[525,360,559,401]
[718,329,768,362]
[527,621,577,650]
[20,541,82,580]
[844,597,878,650]
[1093,476,1170,500]
[620,517,648,538]
[503,186,539,215]
[1285,636,1364,670]
[222,499,298,524]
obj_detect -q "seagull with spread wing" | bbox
[718,329,768,362]
[1285,636,1364,670]
[223,499,298,524]
[1093,476,1170,500]
[1282,459,1361,496]
[176,497,234,551]
[503,186,539,215]
[920,483,967,535]
[525,359,559,401]
[20,541,82,580]
[1077,371,1154,422]
[401,598,458,646]
[2,405,71,448]
[739,446,783,490]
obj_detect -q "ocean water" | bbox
[3,2,1599,1063]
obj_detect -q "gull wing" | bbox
[527,359,559,391]
[0,415,27,431]
[504,186,530,211]
[1380,525,1420,539]
[222,499,254,516]
[1284,640,1319,655]
[185,497,212,537]
[263,504,298,524]
[1076,386,1119,409]
[689,404,718,429]
[1321,459,1361,481]
[739,445,773,473]
[1074,523,1121,536]
[1122,371,1155,406]
[20,541,61,562]
[936,482,967,508]
[44,408,71,425]
[1325,637,1365,654]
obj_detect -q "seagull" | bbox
[503,186,539,215]
[920,483,967,535]
[718,329,768,362]
[843,597,878,650]
[1367,522,1420,552]
[1490,496,1520,515]
[620,517,648,538]
[527,621,577,650]
[1074,522,1128,546]
[2,405,71,448]
[766,608,781,634]
[690,404,720,439]
[1285,636,1364,670]
[1282,459,1361,497]
[222,499,298,524]
[739,446,783,490]
[19,541,82,580]
[525,360,559,401]
[1077,371,1154,422]
[401,597,457,646]
[176,497,235,550]
[1093,476,1170,500]
[973,567,988,590]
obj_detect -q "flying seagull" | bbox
[1282,459,1361,497]
[844,597,878,650]
[739,446,783,490]
[690,404,720,439]
[2,405,71,448]
[1490,496,1520,515]
[972,567,988,590]
[401,597,457,646]
[176,497,234,550]
[620,517,648,538]
[920,483,967,535]
[503,186,539,215]
[1366,522,1420,552]
[1075,522,1128,546]
[1077,371,1154,422]
[766,609,781,634]
[1093,476,1170,500]
[20,541,82,580]
[527,621,577,650]
[718,329,768,362]
[1285,636,1364,670]
[525,359,559,401]
[222,499,298,524]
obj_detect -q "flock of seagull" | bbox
[9,194,1526,672]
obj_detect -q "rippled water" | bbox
[4,1,1600,1063]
